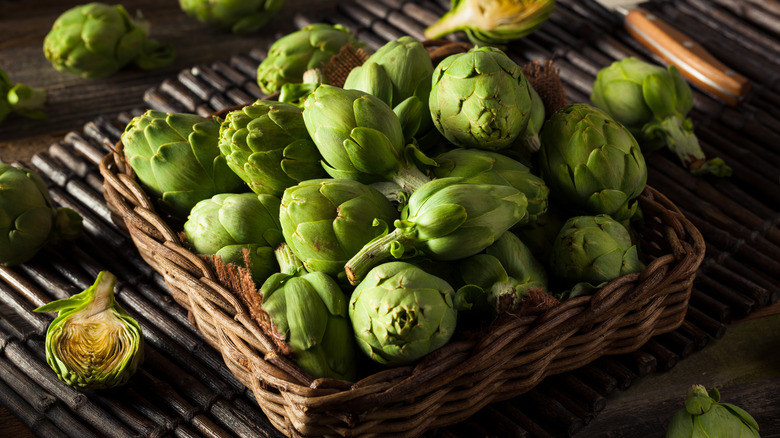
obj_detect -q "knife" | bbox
[593,0,751,106]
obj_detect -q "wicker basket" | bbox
[99,42,706,437]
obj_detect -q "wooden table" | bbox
[2,1,780,437]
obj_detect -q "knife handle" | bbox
[624,8,751,106]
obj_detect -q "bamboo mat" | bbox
[1,0,779,436]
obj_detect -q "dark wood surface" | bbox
[2,1,780,437]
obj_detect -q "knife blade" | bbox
[593,0,751,106]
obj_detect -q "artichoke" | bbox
[342,36,434,140]
[0,163,83,266]
[279,178,399,281]
[550,215,644,298]
[43,3,174,79]
[424,0,555,47]
[178,0,284,34]
[518,85,545,154]
[667,385,760,438]
[256,23,360,95]
[259,244,357,381]
[433,148,548,225]
[121,110,245,219]
[218,100,327,197]
[34,271,144,390]
[349,261,457,366]
[0,68,47,123]
[538,103,647,221]
[183,193,284,283]
[429,46,534,151]
[456,231,548,319]
[590,57,731,177]
[345,177,528,285]
[302,84,431,193]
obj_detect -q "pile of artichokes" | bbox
[120,27,662,382]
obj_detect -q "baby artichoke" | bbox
[424,0,555,46]
[550,215,644,298]
[342,36,434,140]
[279,178,399,281]
[349,261,457,366]
[259,244,357,381]
[433,148,549,225]
[43,2,174,78]
[178,0,284,34]
[429,46,534,151]
[183,193,284,284]
[121,110,245,219]
[0,163,83,266]
[538,103,647,222]
[34,271,144,390]
[667,385,760,438]
[0,68,47,123]
[218,100,326,197]
[590,57,731,177]
[256,23,359,95]
[345,177,528,285]
[302,84,431,193]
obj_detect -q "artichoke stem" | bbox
[658,116,731,177]
[344,228,415,285]
[391,163,431,195]
[423,2,475,40]
[274,243,304,275]
[84,271,117,318]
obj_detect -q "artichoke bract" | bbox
[259,244,357,381]
[1,68,47,123]
[342,36,435,140]
[43,3,174,78]
[590,57,731,177]
[183,193,284,284]
[424,0,555,47]
[550,215,644,298]
[34,271,144,390]
[279,178,399,281]
[218,100,326,197]
[302,84,431,193]
[345,177,528,285]
[538,103,647,221]
[121,110,245,219]
[429,46,534,151]
[256,23,359,95]
[349,261,457,366]
[666,385,760,438]
[433,148,549,225]
[0,163,83,266]
[178,0,284,34]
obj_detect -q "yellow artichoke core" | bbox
[483,0,549,26]
[57,312,132,379]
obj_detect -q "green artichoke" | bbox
[259,244,357,381]
[256,23,359,95]
[302,84,431,193]
[342,36,434,140]
[345,177,528,285]
[43,3,174,79]
[538,103,647,221]
[218,100,326,197]
[424,0,555,47]
[429,46,534,151]
[349,261,457,366]
[550,215,644,298]
[178,0,284,34]
[34,271,144,390]
[433,148,549,225]
[121,110,245,219]
[667,385,760,438]
[279,178,399,281]
[0,68,47,123]
[0,163,83,266]
[456,231,548,319]
[590,57,731,177]
[183,192,283,283]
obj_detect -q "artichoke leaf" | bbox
[343,128,401,176]
[642,72,677,119]
[284,277,329,351]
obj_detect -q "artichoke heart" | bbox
[35,271,144,391]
